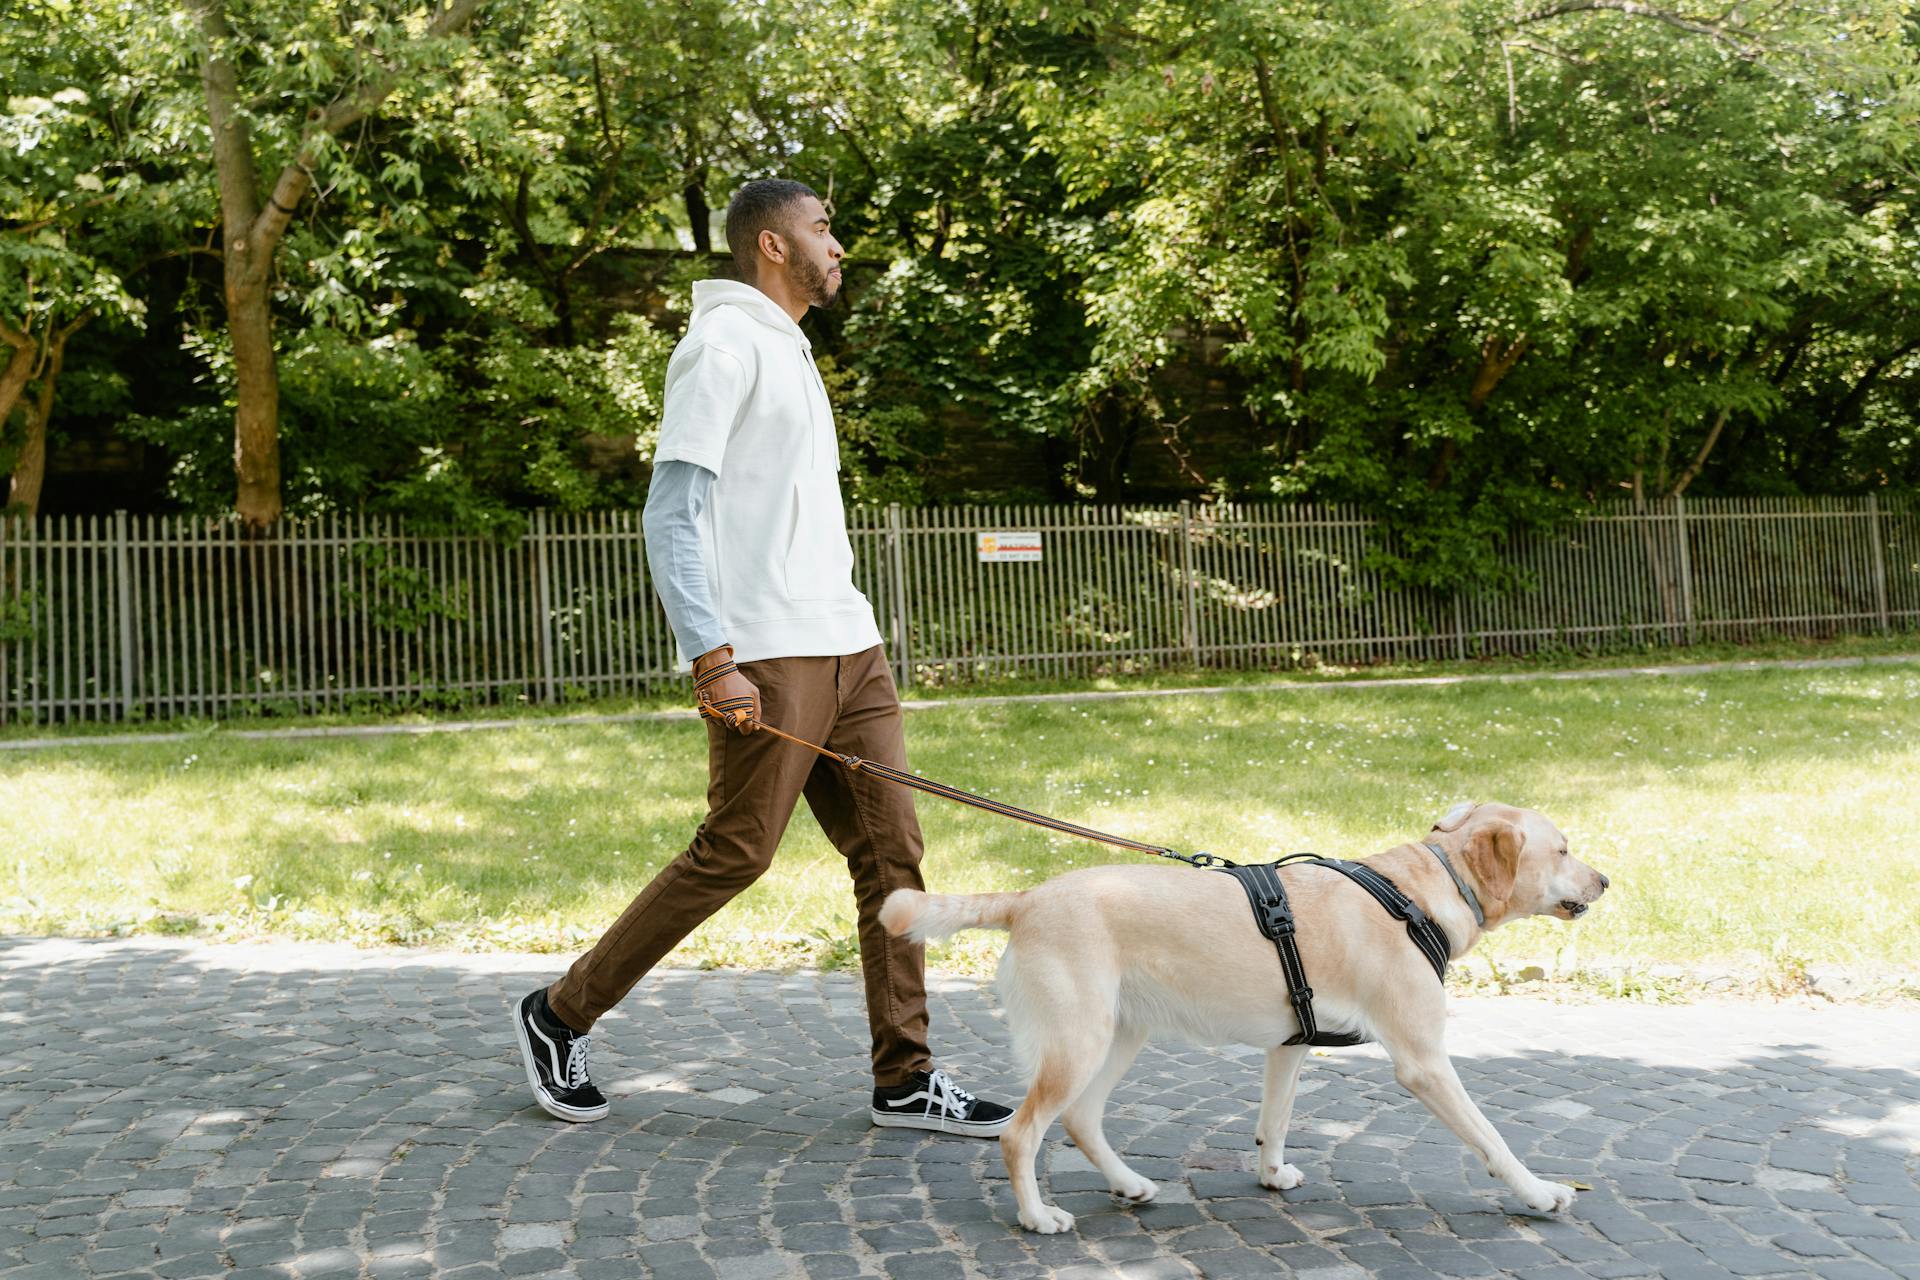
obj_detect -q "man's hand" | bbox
[693,645,760,733]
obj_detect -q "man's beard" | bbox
[792,255,838,307]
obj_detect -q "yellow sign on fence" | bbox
[977,531,1043,562]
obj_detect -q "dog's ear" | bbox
[1461,820,1520,908]
[1432,801,1476,833]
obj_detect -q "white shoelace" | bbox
[924,1069,974,1118]
[565,1035,593,1090]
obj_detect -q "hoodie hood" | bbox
[688,279,809,347]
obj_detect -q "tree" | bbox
[1002,0,1920,585]
[1,0,184,516]
[181,0,483,527]
[427,0,740,347]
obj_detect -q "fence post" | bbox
[1867,492,1891,633]
[0,516,11,727]
[1674,494,1696,645]
[1178,500,1201,668]
[533,509,557,702]
[114,510,137,720]
[887,503,911,690]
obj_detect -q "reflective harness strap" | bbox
[1218,856,1452,1048]
[1305,858,1454,983]
[1216,862,1363,1047]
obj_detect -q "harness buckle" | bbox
[1257,900,1294,938]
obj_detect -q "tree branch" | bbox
[1668,406,1729,497]
[1467,333,1532,411]
[1827,337,1920,430]
[253,0,484,255]
[1507,2,1765,58]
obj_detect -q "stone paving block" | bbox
[1810,1265,1903,1280]
[1777,1231,1859,1259]
[1850,1238,1920,1270]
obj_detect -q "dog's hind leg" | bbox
[999,966,1118,1235]
[1059,1022,1154,1204]
[1255,1044,1310,1191]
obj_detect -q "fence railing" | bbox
[1,496,1913,723]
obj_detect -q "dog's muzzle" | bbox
[1560,873,1607,918]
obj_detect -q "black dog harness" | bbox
[1214,844,1472,1047]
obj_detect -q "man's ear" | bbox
[1432,801,1476,833]
[1461,820,1520,908]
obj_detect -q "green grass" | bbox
[3,654,1918,999]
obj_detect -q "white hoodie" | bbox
[653,279,882,667]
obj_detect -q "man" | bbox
[512,178,1013,1138]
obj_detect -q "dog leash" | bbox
[694,702,1231,869]
[694,701,1460,1051]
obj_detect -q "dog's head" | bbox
[1431,801,1608,927]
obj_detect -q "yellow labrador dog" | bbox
[880,801,1609,1234]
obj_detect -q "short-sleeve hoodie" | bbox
[653,279,882,667]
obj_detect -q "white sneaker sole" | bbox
[870,1107,1011,1138]
[512,1000,610,1123]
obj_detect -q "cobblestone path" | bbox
[2,938,1916,1279]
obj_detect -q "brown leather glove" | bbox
[692,644,760,733]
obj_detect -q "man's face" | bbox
[772,196,843,307]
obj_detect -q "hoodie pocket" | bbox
[783,476,856,601]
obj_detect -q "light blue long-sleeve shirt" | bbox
[642,459,728,660]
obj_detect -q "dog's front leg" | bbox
[1382,1038,1576,1213]
[1255,1043,1310,1190]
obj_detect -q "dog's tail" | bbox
[879,888,1024,943]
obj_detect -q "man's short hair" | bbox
[725,179,820,280]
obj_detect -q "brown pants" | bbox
[547,644,932,1086]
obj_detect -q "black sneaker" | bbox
[512,989,610,1122]
[870,1069,1014,1137]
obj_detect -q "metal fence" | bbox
[1,496,1913,723]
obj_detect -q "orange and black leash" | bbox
[695,700,1230,869]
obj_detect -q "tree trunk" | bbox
[685,181,711,253]
[191,0,280,526]
[228,265,282,525]
[6,317,85,518]
[1080,393,1141,504]
[9,375,55,520]
[1632,468,1683,638]
[0,337,33,435]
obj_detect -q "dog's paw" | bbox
[1259,1162,1305,1191]
[1019,1204,1076,1234]
[1517,1178,1577,1213]
[1109,1171,1157,1203]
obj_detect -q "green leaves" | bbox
[5,0,1915,567]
